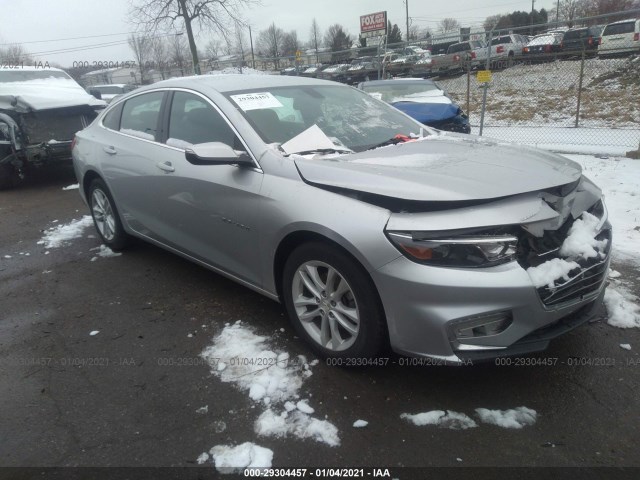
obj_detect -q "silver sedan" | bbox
[72,74,611,363]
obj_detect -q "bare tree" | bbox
[129,0,259,75]
[169,33,190,76]
[438,18,460,33]
[552,0,583,26]
[282,30,299,58]
[150,37,169,79]
[257,23,284,69]
[205,37,223,59]
[128,34,153,83]
[309,18,322,63]
[0,44,33,64]
[234,22,248,72]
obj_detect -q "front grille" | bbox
[19,108,91,144]
[537,229,611,307]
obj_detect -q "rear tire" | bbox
[282,242,387,360]
[88,178,129,251]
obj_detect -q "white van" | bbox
[598,18,640,56]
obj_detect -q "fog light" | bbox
[451,312,513,340]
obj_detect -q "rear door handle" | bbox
[103,145,117,155]
[156,161,175,173]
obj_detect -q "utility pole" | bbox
[531,0,535,35]
[556,0,560,27]
[405,0,409,45]
[249,26,255,69]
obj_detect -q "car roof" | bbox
[92,83,128,88]
[133,74,338,94]
[359,79,437,87]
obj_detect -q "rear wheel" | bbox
[282,242,387,359]
[88,178,129,250]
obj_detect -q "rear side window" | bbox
[102,103,123,131]
[603,21,635,35]
[120,91,164,141]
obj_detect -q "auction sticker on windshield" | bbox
[230,92,283,111]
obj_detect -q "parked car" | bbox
[522,33,564,59]
[300,65,326,78]
[442,40,488,72]
[88,84,137,103]
[385,55,420,77]
[72,74,611,363]
[0,66,106,188]
[598,18,640,56]
[317,64,350,83]
[345,62,383,85]
[490,34,529,67]
[561,26,603,55]
[358,79,471,134]
[408,52,436,77]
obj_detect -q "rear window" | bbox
[448,43,469,53]
[603,21,636,36]
[564,29,589,40]
[492,36,512,45]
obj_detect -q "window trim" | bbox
[98,87,262,172]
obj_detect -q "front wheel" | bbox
[282,242,387,359]
[88,178,129,250]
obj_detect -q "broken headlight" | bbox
[386,232,518,268]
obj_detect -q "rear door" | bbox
[600,21,636,52]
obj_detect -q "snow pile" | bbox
[559,212,607,259]
[475,407,537,429]
[89,244,122,261]
[402,407,537,430]
[604,286,640,328]
[199,321,339,465]
[38,216,93,248]
[401,410,478,430]
[62,184,79,191]
[254,409,340,447]
[620,344,632,350]
[208,67,271,76]
[526,210,607,289]
[199,442,273,473]
[527,258,579,289]
[353,420,368,428]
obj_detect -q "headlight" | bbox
[386,232,518,268]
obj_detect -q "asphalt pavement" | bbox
[1,168,639,474]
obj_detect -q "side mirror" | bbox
[185,142,253,166]
[89,89,102,100]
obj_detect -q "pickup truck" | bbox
[414,40,488,77]
[489,34,529,68]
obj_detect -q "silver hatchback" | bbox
[72,75,611,363]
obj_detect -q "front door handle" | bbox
[103,145,117,155]
[156,161,175,173]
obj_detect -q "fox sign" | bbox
[360,11,387,34]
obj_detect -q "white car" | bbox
[598,18,640,56]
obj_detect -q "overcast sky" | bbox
[1,0,558,67]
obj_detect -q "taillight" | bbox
[587,36,593,46]
[453,54,460,62]
[471,52,476,59]
[497,45,504,53]
[71,136,77,151]
[634,32,639,41]
[598,37,602,45]
[523,47,529,53]
[545,45,551,53]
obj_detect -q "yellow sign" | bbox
[477,70,492,83]
[295,50,302,59]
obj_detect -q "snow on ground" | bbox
[401,411,478,430]
[38,216,93,249]
[620,344,632,350]
[475,407,537,429]
[604,285,640,328]
[89,244,122,261]
[198,321,339,466]
[62,184,79,190]
[564,154,640,267]
[353,420,368,428]
[201,442,273,473]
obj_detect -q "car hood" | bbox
[294,135,582,202]
[0,80,106,111]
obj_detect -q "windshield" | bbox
[528,34,559,46]
[0,70,72,82]
[360,82,442,103]
[226,85,426,153]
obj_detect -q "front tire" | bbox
[282,242,387,359]
[88,178,129,251]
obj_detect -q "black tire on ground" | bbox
[88,178,130,251]
[0,163,20,190]
[282,242,387,359]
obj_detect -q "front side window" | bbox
[120,91,164,141]
[227,85,425,152]
[166,91,242,149]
